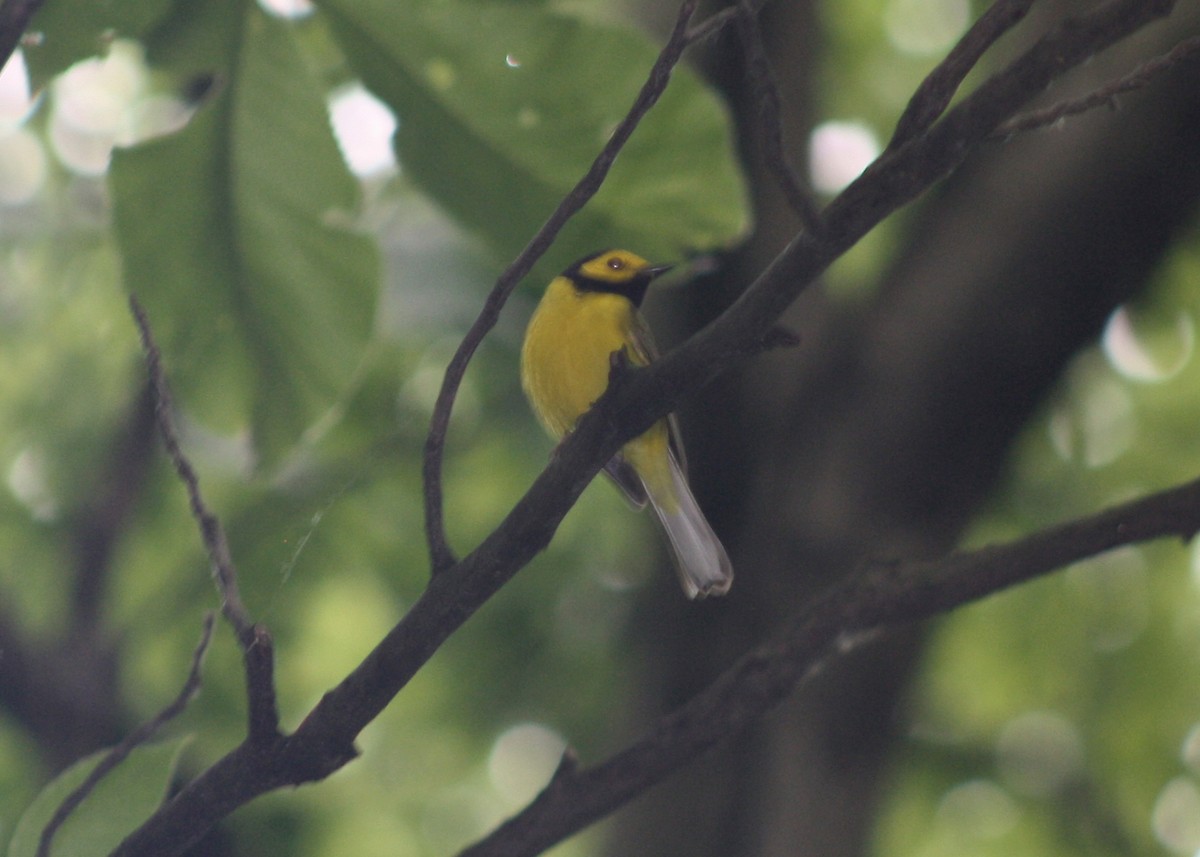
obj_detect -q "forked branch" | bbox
[109,0,1184,854]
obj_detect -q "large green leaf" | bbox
[7,738,188,857]
[111,1,379,465]
[317,0,748,271]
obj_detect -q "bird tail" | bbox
[647,454,733,599]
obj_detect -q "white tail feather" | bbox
[647,457,733,599]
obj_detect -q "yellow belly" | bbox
[521,279,641,438]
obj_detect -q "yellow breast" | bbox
[521,277,640,439]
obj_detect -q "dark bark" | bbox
[612,3,1200,855]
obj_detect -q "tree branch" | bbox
[994,33,1200,136]
[459,472,1200,856]
[651,0,1177,396]
[130,297,280,744]
[734,0,822,231]
[107,0,1180,853]
[889,0,1038,150]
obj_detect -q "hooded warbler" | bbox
[520,249,733,599]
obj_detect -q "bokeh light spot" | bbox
[1152,777,1200,854]
[1065,546,1150,652]
[330,83,398,177]
[0,128,46,205]
[809,120,879,194]
[1102,305,1195,383]
[49,41,153,175]
[7,448,58,521]
[995,711,1084,796]
[487,723,567,807]
[256,0,314,18]
[935,779,1018,841]
[1182,724,1200,773]
[1046,377,1134,468]
[0,50,35,129]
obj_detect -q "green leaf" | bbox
[24,0,173,90]
[22,0,174,90]
[317,0,748,270]
[111,1,379,465]
[7,738,189,857]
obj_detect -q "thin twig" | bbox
[37,614,215,857]
[994,34,1200,136]
[734,0,822,232]
[889,0,1038,149]
[129,296,281,743]
[130,294,254,643]
[420,0,700,573]
[129,297,255,645]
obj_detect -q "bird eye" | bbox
[607,257,624,271]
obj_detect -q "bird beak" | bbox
[644,263,674,279]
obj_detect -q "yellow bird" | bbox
[520,248,733,599]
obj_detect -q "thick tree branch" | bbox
[107,1,1180,854]
[889,0,1038,149]
[459,473,1200,856]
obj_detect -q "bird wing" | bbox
[603,457,648,508]
[628,309,688,475]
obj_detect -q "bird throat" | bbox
[567,272,651,307]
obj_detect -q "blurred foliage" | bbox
[317,0,748,272]
[875,228,1200,856]
[1,0,1199,856]
[1,0,742,854]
